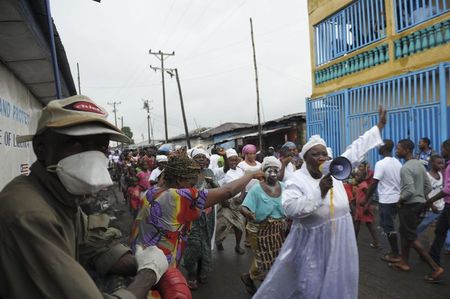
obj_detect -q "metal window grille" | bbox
[314,0,386,66]
[307,63,448,166]
[395,0,450,32]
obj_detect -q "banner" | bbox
[0,62,42,190]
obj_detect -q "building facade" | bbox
[0,0,76,189]
[307,0,450,165]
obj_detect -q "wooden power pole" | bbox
[149,50,175,143]
[107,101,121,128]
[174,69,191,148]
[77,62,81,94]
[250,18,263,151]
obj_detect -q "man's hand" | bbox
[431,205,439,214]
[135,245,168,283]
[377,106,387,130]
[281,155,293,166]
[217,148,226,156]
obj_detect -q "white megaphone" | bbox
[319,156,352,180]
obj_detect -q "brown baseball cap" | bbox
[16,95,131,143]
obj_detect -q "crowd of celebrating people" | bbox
[1,95,449,299]
[105,108,450,297]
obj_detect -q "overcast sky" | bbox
[51,0,311,143]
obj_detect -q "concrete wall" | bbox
[0,61,42,190]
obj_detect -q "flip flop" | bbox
[388,262,411,272]
[424,274,443,284]
[380,254,401,263]
[370,242,380,249]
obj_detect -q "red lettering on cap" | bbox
[64,101,105,115]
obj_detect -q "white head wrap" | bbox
[156,155,168,163]
[262,156,282,171]
[226,148,238,158]
[300,135,327,159]
[190,148,210,159]
[326,147,333,159]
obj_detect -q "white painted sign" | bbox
[0,62,42,190]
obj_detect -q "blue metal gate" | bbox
[307,63,449,166]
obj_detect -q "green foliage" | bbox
[121,126,134,144]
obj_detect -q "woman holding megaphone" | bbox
[253,107,387,299]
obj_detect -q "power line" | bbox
[180,0,249,63]
[159,0,193,49]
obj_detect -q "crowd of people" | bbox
[1,95,449,299]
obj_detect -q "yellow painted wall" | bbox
[308,0,450,99]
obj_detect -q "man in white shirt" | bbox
[365,139,402,262]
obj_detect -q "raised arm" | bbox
[341,106,386,165]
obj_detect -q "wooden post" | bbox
[175,69,191,148]
[250,18,263,151]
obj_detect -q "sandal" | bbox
[370,242,380,249]
[424,268,444,284]
[388,262,411,272]
[380,254,401,263]
[240,273,257,295]
[187,279,198,290]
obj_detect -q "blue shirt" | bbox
[242,182,285,222]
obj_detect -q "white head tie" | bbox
[300,135,327,159]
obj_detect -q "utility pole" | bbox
[77,62,81,94]
[149,49,175,143]
[107,101,121,128]
[174,69,191,148]
[250,18,263,151]
[119,116,123,129]
[143,99,153,145]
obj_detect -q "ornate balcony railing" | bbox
[315,44,389,85]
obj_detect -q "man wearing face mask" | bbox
[0,95,168,299]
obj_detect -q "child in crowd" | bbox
[354,170,379,248]
[136,160,151,190]
[127,177,142,218]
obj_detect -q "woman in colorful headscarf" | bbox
[215,149,246,254]
[183,148,219,290]
[253,107,387,299]
[129,155,263,299]
[238,144,262,177]
[240,156,286,295]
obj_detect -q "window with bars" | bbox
[314,0,386,66]
[395,0,450,32]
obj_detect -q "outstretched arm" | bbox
[205,171,264,208]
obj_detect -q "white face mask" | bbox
[47,150,113,195]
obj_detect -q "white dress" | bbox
[254,126,383,299]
